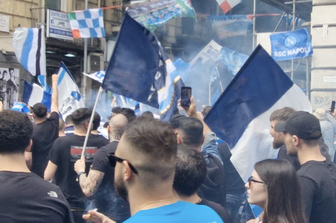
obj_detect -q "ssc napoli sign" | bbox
[270,28,313,61]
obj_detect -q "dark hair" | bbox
[92,112,101,130]
[124,117,177,182]
[173,145,206,196]
[32,103,47,118]
[201,106,212,117]
[58,118,65,131]
[111,107,122,114]
[120,108,136,123]
[0,110,33,154]
[178,117,204,148]
[270,107,296,122]
[71,108,92,126]
[255,159,306,223]
[141,111,154,119]
[103,122,109,128]
[65,115,73,126]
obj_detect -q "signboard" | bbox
[0,14,9,33]
[47,9,73,41]
[0,68,19,109]
[270,28,313,61]
[323,76,336,83]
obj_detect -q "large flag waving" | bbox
[12,26,46,76]
[57,62,85,119]
[204,45,312,181]
[102,13,184,121]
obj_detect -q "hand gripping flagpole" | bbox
[81,86,104,158]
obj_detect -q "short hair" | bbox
[32,103,47,118]
[58,119,65,132]
[270,107,296,122]
[103,122,109,128]
[71,108,92,126]
[92,112,101,130]
[141,111,154,119]
[178,117,204,148]
[120,108,136,123]
[0,110,33,154]
[65,115,73,126]
[123,117,177,182]
[111,107,122,114]
[201,106,212,117]
[174,145,207,196]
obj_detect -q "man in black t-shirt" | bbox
[27,74,59,177]
[174,145,232,223]
[44,108,109,223]
[0,110,74,223]
[74,114,130,222]
[275,111,336,223]
[269,107,301,170]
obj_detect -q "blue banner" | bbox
[270,28,313,61]
[209,15,252,39]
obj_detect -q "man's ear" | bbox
[177,134,183,145]
[25,139,33,152]
[122,161,133,181]
[107,125,111,134]
[293,135,300,146]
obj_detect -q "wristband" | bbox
[77,172,86,177]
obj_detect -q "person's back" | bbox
[124,201,223,223]
[0,109,73,223]
[298,159,336,223]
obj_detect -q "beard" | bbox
[272,139,284,149]
[114,175,129,201]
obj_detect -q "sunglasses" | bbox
[247,176,264,187]
[107,153,139,174]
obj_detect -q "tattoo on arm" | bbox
[79,170,105,197]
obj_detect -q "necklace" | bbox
[135,197,175,213]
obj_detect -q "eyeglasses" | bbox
[107,153,139,174]
[247,176,264,187]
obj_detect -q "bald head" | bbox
[108,114,128,141]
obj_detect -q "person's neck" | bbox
[128,183,179,216]
[91,130,99,135]
[0,153,30,172]
[74,127,88,136]
[178,193,201,204]
[297,145,326,165]
[34,118,47,124]
[58,131,66,137]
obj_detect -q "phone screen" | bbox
[331,101,335,113]
[181,87,192,107]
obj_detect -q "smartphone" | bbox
[0,97,3,102]
[331,101,335,113]
[181,87,192,107]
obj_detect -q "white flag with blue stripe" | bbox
[12,26,46,76]
[57,62,85,119]
[83,71,105,83]
[22,81,51,110]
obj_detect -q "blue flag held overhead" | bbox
[102,13,184,121]
[270,28,313,61]
[204,45,312,181]
[22,81,51,110]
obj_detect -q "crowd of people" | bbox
[1,74,336,223]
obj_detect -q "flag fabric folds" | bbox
[209,15,253,39]
[102,13,184,121]
[12,26,46,76]
[127,0,195,31]
[57,62,85,119]
[204,45,312,181]
[83,71,105,83]
[68,8,105,38]
[22,81,51,110]
[216,0,244,14]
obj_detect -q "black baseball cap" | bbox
[274,111,322,140]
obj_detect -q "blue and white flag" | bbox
[22,81,51,110]
[102,13,184,121]
[270,28,313,61]
[57,62,85,119]
[12,26,46,76]
[217,47,249,75]
[204,45,312,181]
[38,75,51,93]
[11,102,30,114]
[209,15,253,39]
[83,71,105,83]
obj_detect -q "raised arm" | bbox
[50,74,59,113]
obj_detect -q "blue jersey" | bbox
[124,201,224,223]
[11,102,30,114]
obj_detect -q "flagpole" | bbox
[252,0,257,50]
[83,0,88,102]
[81,86,104,157]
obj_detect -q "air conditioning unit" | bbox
[88,53,104,72]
